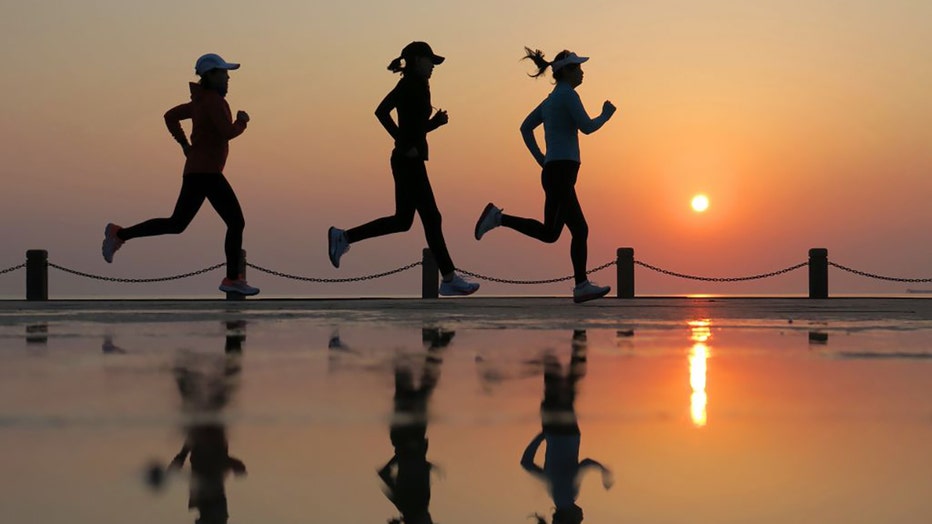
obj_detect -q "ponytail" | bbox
[387,56,404,74]
[523,47,576,81]
[523,47,551,78]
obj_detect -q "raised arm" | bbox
[204,96,247,140]
[168,443,191,470]
[581,458,614,489]
[566,91,615,135]
[520,103,546,167]
[520,432,546,477]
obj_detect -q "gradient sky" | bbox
[1,1,930,297]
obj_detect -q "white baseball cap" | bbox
[551,52,588,72]
[195,53,240,76]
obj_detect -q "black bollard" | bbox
[421,248,439,299]
[808,248,828,299]
[225,249,247,301]
[26,250,48,301]
[616,247,635,298]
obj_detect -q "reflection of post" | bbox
[25,323,48,345]
[224,320,247,353]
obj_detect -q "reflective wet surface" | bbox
[1,302,931,523]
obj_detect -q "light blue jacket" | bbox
[521,82,612,166]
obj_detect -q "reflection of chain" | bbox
[49,262,224,283]
[246,261,422,283]
[456,260,617,285]
[829,262,932,283]
[634,260,808,282]
[0,263,26,275]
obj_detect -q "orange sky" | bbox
[1,1,930,297]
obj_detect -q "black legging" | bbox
[501,160,589,285]
[119,173,245,280]
[345,154,455,276]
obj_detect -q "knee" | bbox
[395,215,415,232]
[542,229,562,244]
[574,223,589,240]
[228,217,245,232]
[166,221,189,235]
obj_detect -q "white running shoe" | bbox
[328,227,350,268]
[219,277,260,296]
[474,203,502,240]
[102,223,124,263]
[439,274,480,296]
[573,280,610,303]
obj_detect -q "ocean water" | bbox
[0,300,930,524]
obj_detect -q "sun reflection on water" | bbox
[688,320,711,427]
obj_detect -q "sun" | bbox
[691,194,709,213]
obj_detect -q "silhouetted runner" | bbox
[379,327,454,524]
[475,48,617,303]
[522,331,613,524]
[102,53,259,296]
[166,330,247,524]
[328,42,478,297]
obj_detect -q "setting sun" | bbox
[691,194,710,213]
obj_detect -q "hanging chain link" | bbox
[456,259,617,285]
[246,261,422,283]
[634,260,808,282]
[48,262,225,283]
[0,263,26,275]
[828,262,932,283]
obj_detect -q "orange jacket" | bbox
[165,83,247,175]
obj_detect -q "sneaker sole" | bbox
[219,286,260,296]
[474,203,496,241]
[573,287,611,304]
[102,223,117,263]
[439,285,480,297]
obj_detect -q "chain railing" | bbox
[48,262,225,283]
[456,259,617,285]
[246,261,422,283]
[7,249,932,300]
[828,262,932,283]
[634,260,809,282]
[0,263,26,276]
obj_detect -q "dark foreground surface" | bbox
[1,298,930,523]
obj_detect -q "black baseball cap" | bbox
[400,41,445,64]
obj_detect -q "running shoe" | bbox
[219,277,260,296]
[439,274,480,296]
[102,223,124,263]
[474,203,502,240]
[573,280,610,303]
[328,227,350,268]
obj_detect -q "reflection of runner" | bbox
[166,331,246,524]
[327,42,478,297]
[475,48,617,303]
[521,331,613,524]
[378,327,454,524]
[102,53,258,297]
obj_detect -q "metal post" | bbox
[225,249,247,301]
[808,248,828,299]
[421,248,439,299]
[26,250,48,301]
[616,247,635,298]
